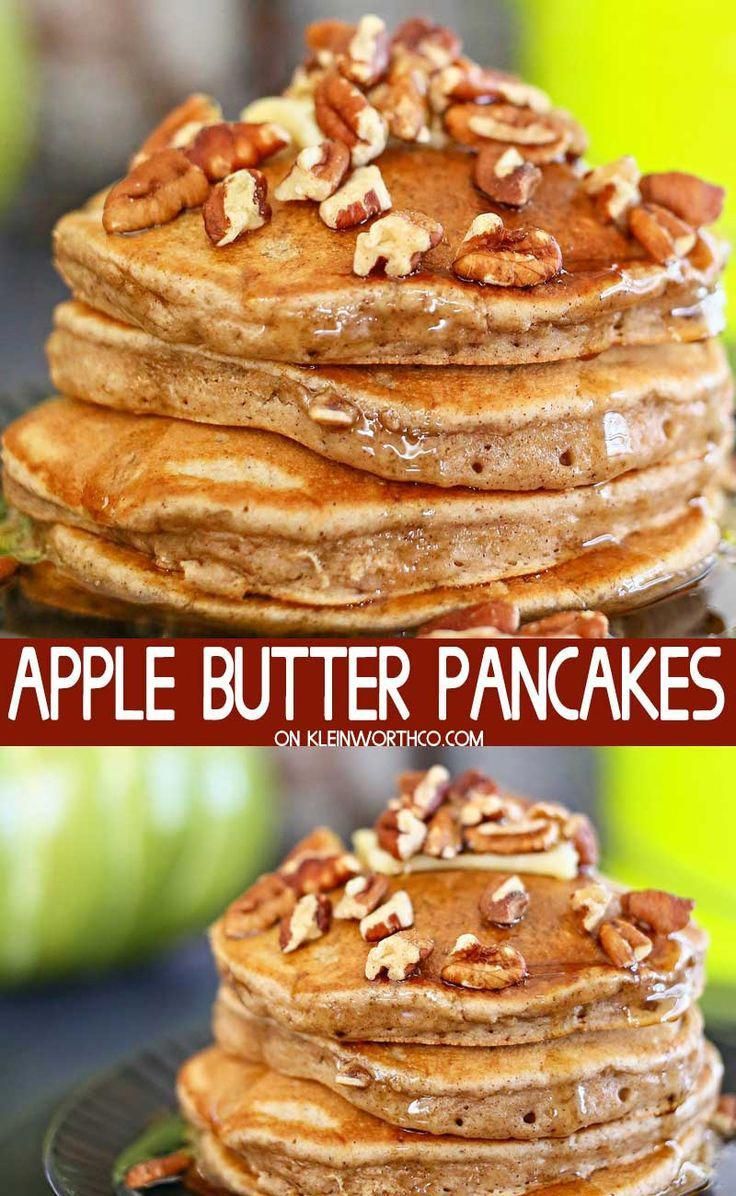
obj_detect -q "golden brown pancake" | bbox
[177,1045,720,1195]
[211,870,707,1047]
[2,397,725,607]
[14,505,720,633]
[213,983,706,1140]
[52,149,727,366]
[48,301,734,492]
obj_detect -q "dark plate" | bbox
[42,1027,736,1196]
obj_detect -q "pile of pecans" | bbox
[417,601,610,639]
[100,14,725,290]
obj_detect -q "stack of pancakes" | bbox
[177,767,721,1194]
[1,16,732,632]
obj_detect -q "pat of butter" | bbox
[240,96,321,149]
[352,829,579,881]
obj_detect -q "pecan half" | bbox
[370,69,430,143]
[124,1150,193,1190]
[562,813,600,870]
[279,892,332,953]
[314,73,387,166]
[424,805,463,859]
[712,1094,736,1140]
[445,103,569,162]
[375,806,427,860]
[441,934,528,990]
[334,873,389,919]
[224,872,295,939]
[403,764,451,819]
[365,929,434,980]
[132,93,222,164]
[186,121,288,181]
[570,882,613,934]
[432,63,551,113]
[275,139,350,202]
[474,145,542,207]
[282,851,360,897]
[339,14,389,88]
[319,164,391,229]
[282,827,345,866]
[458,791,505,827]
[418,600,521,637]
[307,396,358,427]
[621,889,694,936]
[360,890,414,941]
[452,213,562,287]
[479,874,529,927]
[465,816,560,855]
[305,19,354,68]
[392,17,461,71]
[640,171,725,227]
[599,918,653,968]
[203,168,270,246]
[629,203,696,264]
[354,209,443,277]
[583,157,641,225]
[103,149,209,234]
[519,610,610,638]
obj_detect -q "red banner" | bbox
[0,638,733,746]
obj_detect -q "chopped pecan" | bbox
[452,213,562,287]
[375,806,427,860]
[103,149,209,234]
[282,826,345,867]
[279,892,332,953]
[474,145,542,207]
[319,163,392,229]
[307,396,358,427]
[458,791,505,827]
[629,202,696,264]
[314,73,387,166]
[418,600,521,637]
[447,768,499,801]
[445,103,570,162]
[186,121,288,181]
[354,209,443,277]
[339,14,389,87]
[203,168,270,246]
[391,17,461,71]
[282,850,360,897]
[562,813,600,869]
[124,1150,193,1190]
[223,872,295,939]
[241,94,322,149]
[479,874,529,926]
[132,93,222,164]
[465,815,560,855]
[334,1064,372,1088]
[359,890,414,941]
[274,139,350,202]
[365,930,434,980]
[599,918,653,968]
[520,610,610,638]
[432,63,551,113]
[621,889,694,936]
[583,157,641,225]
[712,1094,736,1140]
[441,934,528,990]
[305,19,354,68]
[334,873,389,919]
[640,171,725,227]
[370,68,430,143]
[570,882,613,934]
[424,805,463,859]
[400,764,450,819]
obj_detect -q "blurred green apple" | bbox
[0,747,277,985]
[0,1,35,213]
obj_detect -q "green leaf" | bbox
[112,1113,189,1188]
[0,500,43,563]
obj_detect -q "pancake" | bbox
[211,870,707,1047]
[177,1045,720,1196]
[2,397,725,607]
[213,982,706,1140]
[16,505,721,633]
[52,149,727,367]
[47,301,734,492]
